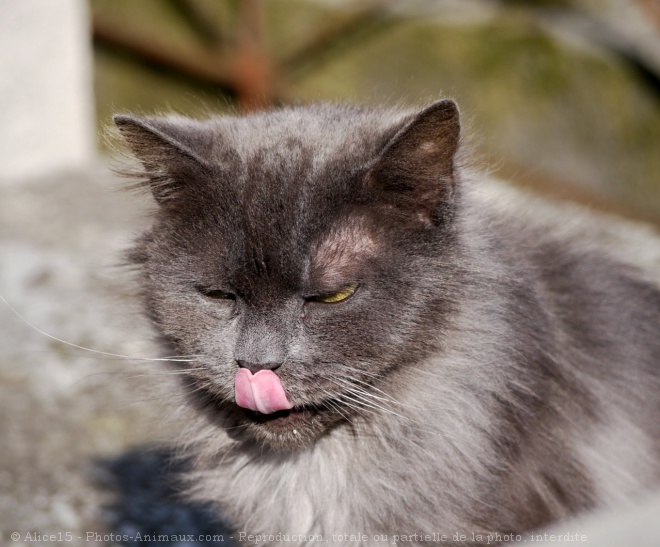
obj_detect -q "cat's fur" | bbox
[115,100,660,546]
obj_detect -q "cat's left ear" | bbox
[366,99,460,225]
[114,115,214,204]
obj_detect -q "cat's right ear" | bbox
[113,115,213,204]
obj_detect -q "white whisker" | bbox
[118,368,207,380]
[323,399,351,422]
[0,292,202,364]
[338,376,422,411]
[339,390,405,419]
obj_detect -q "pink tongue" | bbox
[234,368,293,414]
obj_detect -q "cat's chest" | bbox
[219,435,356,534]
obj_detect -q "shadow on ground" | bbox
[98,447,234,546]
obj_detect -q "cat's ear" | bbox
[114,115,213,204]
[367,99,460,225]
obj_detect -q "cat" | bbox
[114,99,660,546]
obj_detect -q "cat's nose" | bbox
[236,360,283,374]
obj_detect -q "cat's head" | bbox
[115,100,463,450]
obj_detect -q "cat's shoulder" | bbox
[464,176,660,284]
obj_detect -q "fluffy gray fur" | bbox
[114,100,660,546]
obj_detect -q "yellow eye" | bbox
[312,284,358,303]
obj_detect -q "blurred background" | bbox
[92,0,660,221]
[1,0,659,545]
[4,0,660,217]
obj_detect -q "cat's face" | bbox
[117,101,461,449]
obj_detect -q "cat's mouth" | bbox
[232,370,349,445]
[232,398,350,448]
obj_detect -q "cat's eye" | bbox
[198,287,236,300]
[308,284,358,304]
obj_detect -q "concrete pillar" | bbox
[0,0,95,183]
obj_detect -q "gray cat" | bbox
[114,100,660,546]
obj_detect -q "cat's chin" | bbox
[237,404,345,450]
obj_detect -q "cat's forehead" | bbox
[215,105,408,169]
[214,208,379,296]
[202,108,399,280]
[179,106,414,292]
